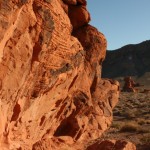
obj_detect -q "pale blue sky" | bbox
[87,0,150,50]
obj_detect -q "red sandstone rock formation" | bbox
[122,76,137,92]
[86,140,136,150]
[0,0,134,149]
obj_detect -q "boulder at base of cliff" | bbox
[86,140,136,150]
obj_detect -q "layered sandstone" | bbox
[0,0,130,149]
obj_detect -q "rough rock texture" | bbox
[122,76,136,92]
[0,0,123,149]
[102,40,150,78]
[68,2,90,29]
[86,140,136,150]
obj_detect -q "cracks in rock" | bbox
[31,42,42,64]
[50,63,72,76]
[68,75,78,90]
[39,116,46,126]
[98,101,112,117]
[99,58,104,66]
[11,102,21,121]
[73,91,88,108]
[54,91,89,140]
[55,102,67,119]
[55,99,63,107]
[90,74,97,93]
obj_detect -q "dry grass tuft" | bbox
[140,134,150,144]
[120,122,139,132]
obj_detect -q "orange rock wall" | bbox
[0,0,120,149]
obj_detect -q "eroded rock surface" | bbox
[122,76,136,92]
[86,140,136,150]
[0,0,123,149]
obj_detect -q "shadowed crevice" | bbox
[11,103,21,121]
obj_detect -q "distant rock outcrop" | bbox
[0,0,135,149]
[122,76,137,92]
[102,40,150,78]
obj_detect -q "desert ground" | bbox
[102,79,150,150]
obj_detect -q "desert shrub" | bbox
[140,135,150,144]
[122,111,135,119]
[138,128,149,133]
[120,122,139,132]
[137,118,146,125]
[111,123,121,129]
[146,120,150,124]
[113,111,121,116]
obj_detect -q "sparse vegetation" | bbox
[140,134,150,144]
[122,110,136,119]
[111,122,121,130]
[120,122,139,132]
[137,118,146,125]
[102,85,150,150]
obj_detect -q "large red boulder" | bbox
[68,5,90,29]
[63,0,77,5]
[86,140,136,150]
[0,0,133,149]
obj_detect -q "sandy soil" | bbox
[102,86,150,150]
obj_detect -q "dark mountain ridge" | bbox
[102,40,150,80]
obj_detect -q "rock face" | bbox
[0,0,121,149]
[86,140,136,150]
[102,40,150,78]
[122,76,136,92]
